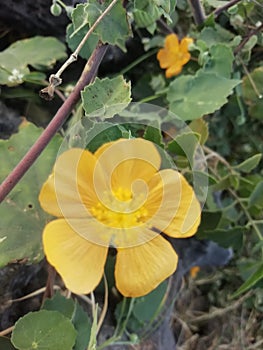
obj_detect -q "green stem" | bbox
[118,298,135,336]
[139,89,168,104]
[229,188,263,243]
[205,149,263,246]
[119,48,159,75]
[113,297,127,337]
[55,0,68,10]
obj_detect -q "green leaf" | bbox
[66,23,99,60]
[0,337,16,350]
[198,227,244,250]
[68,1,131,53]
[199,25,236,48]
[238,260,263,281]
[212,173,240,191]
[133,0,174,33]
[0,121,62,267]
[72,301,91,350]
[205,0,229,8]
[42,292,75,319]
[233,154,262,173]
[239,35,258,63]
[231,262,263,298]
[242,67,263,120]
[189,118,209,145]
[197,210,222,234]
[42,293,91,350]
[133,7,160,34]
[71,3,89,34]
[66,4,99,59]
[81,76,131,118]
[184,171,216,202]
[143,121,164,147]
[84,121,123,153]
[249,181,263,208]
[115,281,168,333]
[23,72,46,83]
[132,281,168,323]
[87,0,131,51]
[204,44,234,78]
[167,132,201,163]
[167,71,240,121]
[11,310,77,350]
[0,37,66,86]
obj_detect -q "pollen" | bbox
[90,187,148,228]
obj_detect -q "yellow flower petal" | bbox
[145,169,201,238]
[39,173,63,217]
[157,48,173,69]
[115,234,178,297]
[180,37,194,53]
[94,138,161,192]
[157,33,193,78]
[39,148,107,218]
[165,63,183,78]
[43,219,108,294]
[157,34,180,69]
[165,33,179,52]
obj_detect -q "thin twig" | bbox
[12,285,61,303]
[157,18,174,34]
[43,264,57,301]
[190,290,254,325]
[203,145,233,171]
[248,339,263,349]
[240,57,262,98]
[234,23,263,55]
[0,325,14,336]
[213,0,242,17]
[55,0,119,79]
[188,0,206,26]
[0,43,108,203]
[97,274,109,334]
[204,154,263,244]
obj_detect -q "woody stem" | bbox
[0,43,108,203]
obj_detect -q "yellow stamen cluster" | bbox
[90,187,148,228]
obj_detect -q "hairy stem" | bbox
[188,0,206,26]
[0,43,108,203]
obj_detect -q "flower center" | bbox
[90,187,148,228]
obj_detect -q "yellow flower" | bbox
[39,138,201,297]
[190,266,200,278]
[157,33,193,78]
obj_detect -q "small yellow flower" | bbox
[39,138,201,297]
[190,266,200,278]
[157,33,193,78]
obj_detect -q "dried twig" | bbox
[189,290,254,325]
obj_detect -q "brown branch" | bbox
[188,0,206,26]
[213,0,242,17]
[0,43,108,203]
[234,23,263,55]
